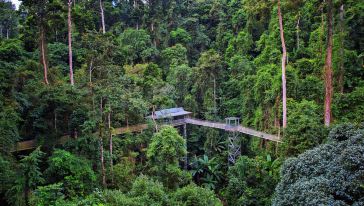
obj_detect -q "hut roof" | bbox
[146,107,192,119]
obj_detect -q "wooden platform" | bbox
[13,118,280,152]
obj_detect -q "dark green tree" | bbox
[8,147,45,206]
[45,149,97,198]
[225,155,280,206]
[0,0,18,39]
[147,126,191,189]
[273,124,364,205]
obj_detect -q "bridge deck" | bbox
[184,118,280,142]
[13,118,280,152]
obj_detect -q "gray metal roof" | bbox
[225,117,240,120]
[146,107,192,119]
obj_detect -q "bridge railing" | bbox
[184,117,237,129]
[183,117,280,142]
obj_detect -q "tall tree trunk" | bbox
[296,13,300,50]
[40,27,49,85]
[133,0,139,30]
[274,95,281,137]
[68,0,74,86]
[100,0,106,34]
[88,59,95,112]
[338,4,345,94]
[212,74,217,118]
[54,111,57,132]
[320,5,324,57]
[324,0,334,126]
[89,59,94,83]
[278,0,287,128]
[151,22,157,47]
[99,98,106,187]
[6,28,9,39]
[108,111,113,184]
[99,130,106,187]
[152,105,158,132]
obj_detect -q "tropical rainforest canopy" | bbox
[0,0,363,205]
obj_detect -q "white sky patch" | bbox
[11,0,21,10]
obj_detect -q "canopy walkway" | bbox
[14,117,280,152]
[183,118,279,142]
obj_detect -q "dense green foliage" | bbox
[225,155,281,206]
[147,126,191,189]
[0,0,363,205]
[273,124,364,205]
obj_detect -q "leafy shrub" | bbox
[30,183,65,206]
[171,184,222,206]
[103,175,169,206]
[113,158,136,192]
[147,126,191,188]
[224,155,280,206]
[281,99,327,157]
[170,28,192,45]
[45,150,97,197]
[129,175,169,205]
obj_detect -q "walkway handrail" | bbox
[182,117,280,142]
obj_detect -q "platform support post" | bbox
[226,117,241,165]
[228,131,240,165]
[183,123,187,169]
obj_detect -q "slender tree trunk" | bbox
[183,123,187,170]
[99,98,106,187]
[88,59,95,112]
[100,97,103,121]
[54,111,57,132]
[296,13,300,50]
[324,0,334,126]
[6,29,9,39]
[89,59,93,83]
[99,131,106,187]
[108,111,113,184]
[151,22,157,47]
[320,5,324,57]
[213,75,217,117]
[134,0,139,30]
[274,96,281,138]
[100,0,106,34]
[278,0,287,128]
[152,105,158,132]
[40,27,49,85]
[338,4,345,94]
[68,0,74,85]
[133,0,137,9]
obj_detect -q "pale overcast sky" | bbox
[11,0,21,10]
